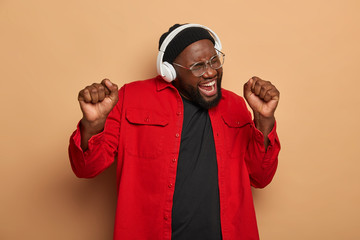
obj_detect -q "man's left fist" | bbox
[243,76,280,118]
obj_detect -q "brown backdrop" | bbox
[1,0,359,239]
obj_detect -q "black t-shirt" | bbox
[171,97,222,240]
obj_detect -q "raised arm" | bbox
[69,79,121,178]
[243,76,280,188]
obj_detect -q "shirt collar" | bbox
[155,75,176,91]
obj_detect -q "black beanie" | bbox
[158,24,215,63]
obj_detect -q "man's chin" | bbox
[196,90,222,109]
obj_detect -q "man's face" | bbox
[172,39,223,109]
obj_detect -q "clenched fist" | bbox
[78,79,118,150]
[243,76,280,148]
[243,76,279,118]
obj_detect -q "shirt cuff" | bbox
[253,121,278,150]
[71,121,105,153]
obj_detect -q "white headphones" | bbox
[157,23,222,82]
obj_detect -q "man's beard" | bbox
[178,73,222,109]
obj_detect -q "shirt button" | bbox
[175,133,180,138]
[176,111,181,116]
[168,183,173,188]
[172,158,177,163]
[164,215,169,220]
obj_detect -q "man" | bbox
[69,23,280,240]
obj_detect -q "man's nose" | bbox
[202,63,217,78]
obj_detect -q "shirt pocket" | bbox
[221,113,252,158]
[124,108,169,159]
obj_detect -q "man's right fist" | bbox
[78,79,119,124]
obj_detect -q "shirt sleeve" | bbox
[245,121,281,188]
[68,86,124,178]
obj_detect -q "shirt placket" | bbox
[163,93,183,240]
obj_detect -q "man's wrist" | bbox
[253,111,275,136]
[80,118,106,136]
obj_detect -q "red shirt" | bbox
[68,76,280,240]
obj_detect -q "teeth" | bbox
[201,80,216,87]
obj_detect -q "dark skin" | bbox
[172,39,223,109]
[244,76,279,148]
[78,79,118,150]
[77,40,279,150]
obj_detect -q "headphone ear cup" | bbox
[161,61,176,82]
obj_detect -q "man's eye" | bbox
[191,63,205,71]
[211,56,219,64]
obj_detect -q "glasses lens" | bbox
[189,51,225,77]
[210,53,224,69]
[190,62,206,77]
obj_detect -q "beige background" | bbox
[1,0,359,239]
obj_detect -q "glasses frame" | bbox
[172,49,225,77]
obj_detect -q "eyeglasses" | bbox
[173,49,225,77]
